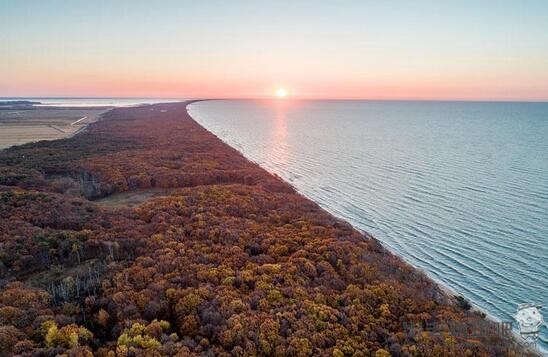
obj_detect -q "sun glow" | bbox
[276,87,287,98]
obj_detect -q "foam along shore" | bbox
[0,101,535,355]
[0,105,110,149]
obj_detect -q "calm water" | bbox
[189,99,548,350]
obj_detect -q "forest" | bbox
[0,102,530,356]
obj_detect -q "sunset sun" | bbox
[276,87,287,98]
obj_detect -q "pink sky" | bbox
[1,1,547,101]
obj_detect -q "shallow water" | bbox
[189,99,548,350]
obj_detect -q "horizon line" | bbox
[1,95,548,104]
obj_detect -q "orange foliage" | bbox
[0,102,528,355]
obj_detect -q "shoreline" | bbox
[184,102,488,306]
[1,99,538,354]
[0,101,535,355]
[184,101,543,355]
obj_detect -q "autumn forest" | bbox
[0,102,530,356]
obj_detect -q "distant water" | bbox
[189,99,548,350]
[0,97,182,107]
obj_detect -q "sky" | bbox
[1,0,548,101]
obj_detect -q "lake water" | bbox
[188,99,548,350]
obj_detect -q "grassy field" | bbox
[0,107,110,149]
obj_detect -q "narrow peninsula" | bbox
[0,102,530,356]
